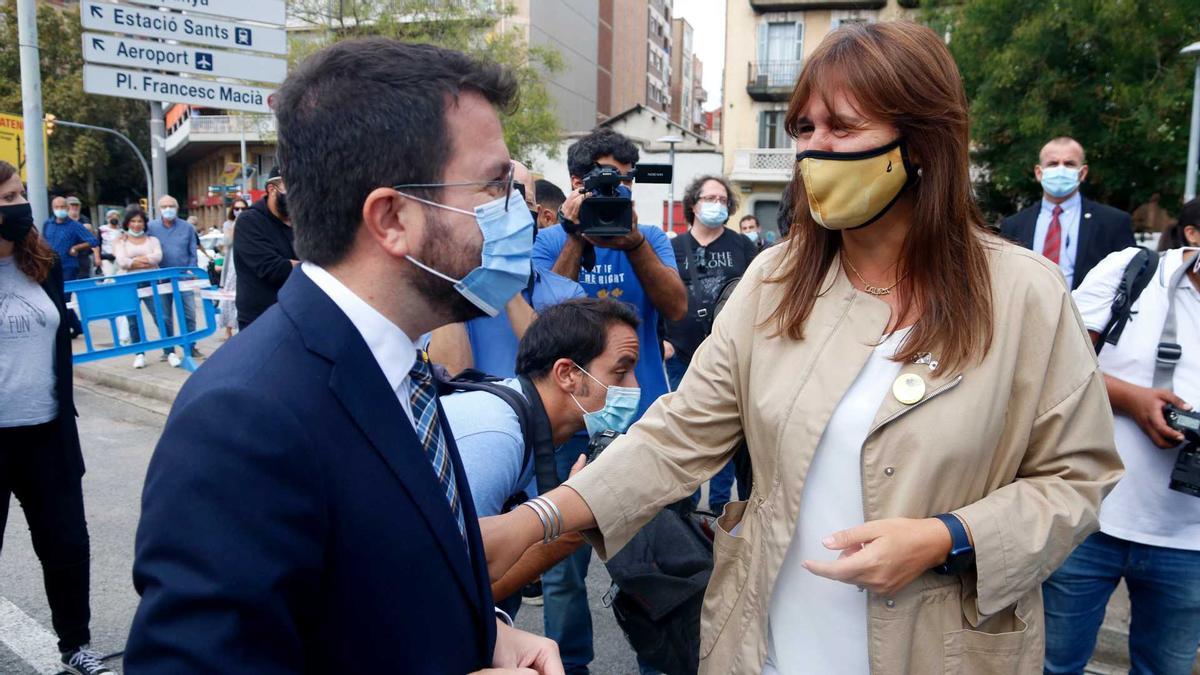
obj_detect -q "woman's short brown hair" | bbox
[770,21,993,373]
[0,161,55,284]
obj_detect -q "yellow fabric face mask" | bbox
[795,139,914,230]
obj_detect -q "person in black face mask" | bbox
[0,161,114,675]
[232,166,298,329]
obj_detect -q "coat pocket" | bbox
[942,597,1038,675]
[699,500,751,658]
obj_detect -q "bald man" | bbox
[1001,136,1134,289]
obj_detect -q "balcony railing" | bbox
[730,149,795,183]
[189,115,276,135]
[750,0,884,10]
[746,60,801,101]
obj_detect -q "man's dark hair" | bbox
[274,38,518,266]
[566,128,640,179]
[681,174,739,227]
[739,214,758,225]
[534,179,566,213]
[516,298,640,379]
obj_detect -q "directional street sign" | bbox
[83,64,274,113]
[81,0,287,55]
[119,0,287,27]
[82,33,287,84]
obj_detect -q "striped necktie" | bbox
[408,352,467,544]
[1043,205,1063,265]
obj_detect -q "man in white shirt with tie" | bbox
[1001,136,1134,289]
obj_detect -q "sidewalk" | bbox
[69,316,1191,673]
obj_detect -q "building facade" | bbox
[598,0,675,123]
[669,18,694,128]
[722,0,910,239]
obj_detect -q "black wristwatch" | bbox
[932,513,975,576]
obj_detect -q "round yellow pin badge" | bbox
[892,373,926,405]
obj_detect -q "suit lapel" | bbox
[1020,206,1038,249]
[280,271,484,614]
[1075,197,1096,274]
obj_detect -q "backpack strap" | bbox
[433,367,536,495]
[1153,256,1192,390]
[1096,248,1159,355]
[517,375,562,496]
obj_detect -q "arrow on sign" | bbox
[91,37,105,51]
[89,4,102,18]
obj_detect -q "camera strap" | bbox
[1153,256,1192,390]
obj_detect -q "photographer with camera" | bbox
[439,298,640,616]
[1043,198,1200,675]
[531,128,685,674]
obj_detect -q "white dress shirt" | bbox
[1033,191,1082,287]
[302,262,418,428]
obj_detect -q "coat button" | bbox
[885,599,896,608]
[884,467,895,477]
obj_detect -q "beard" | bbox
[408,204,485,323]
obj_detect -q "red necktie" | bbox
[1043,205,1063,265]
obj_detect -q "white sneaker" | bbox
[132,354,146,369]
[167,353,182,368]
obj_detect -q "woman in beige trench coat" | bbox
[483,21,1123,674]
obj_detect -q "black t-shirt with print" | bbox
[665,227,759,362]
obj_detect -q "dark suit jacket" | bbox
[126,269,497,674]
[1000,195,1135,289]
[39,258,84,475]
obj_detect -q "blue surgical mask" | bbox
[161,208,177,221]
[571,363,641,436]
[1040,166,1081,199]
[698,202,728,228]
[128,229,146,238]
[745,231,759,243]
[402,189,534,317]
[53,209,69,220]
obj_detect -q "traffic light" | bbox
[139,198,148,211]
[43,113,56,136]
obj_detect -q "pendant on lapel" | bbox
[1084,212,1092,219]
[913,352,939,371]
[892,373,926,405]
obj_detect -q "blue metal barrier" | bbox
[65,267,218,372]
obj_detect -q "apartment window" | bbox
[832,10,878,28]
[759,110,789,149]
[757,20,804,86]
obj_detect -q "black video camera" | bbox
[574,163,673,238]
[586,429,622,464]
[1165,404,1200,497]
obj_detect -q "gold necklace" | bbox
[842,254,905,296]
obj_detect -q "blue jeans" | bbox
[1043,531,1200,675]
[159,290,197,355]
[669,355,738,513]
[542,436,593,675]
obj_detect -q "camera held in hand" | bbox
[574,163,673,238]
[1165,404,1200,497]
[586,429,622,464]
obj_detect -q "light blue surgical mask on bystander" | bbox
[1040,166,1081,199]
[745,231,759,243]
[160,208,177,221]
[53,209,68,220]
[698,202,728,228]
[401,188,533,317]
[571,363,641,436]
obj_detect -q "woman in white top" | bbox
[97,209,123,277]
[217,199,246,339]
[114,208,162,369]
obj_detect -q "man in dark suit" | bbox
[126,39,562,674]
[1001,136,1135,289]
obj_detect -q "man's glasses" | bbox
[698,195,729,206]
[394,161,515,212]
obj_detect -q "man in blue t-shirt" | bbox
[42,195,99,338]
[530,128,686,675]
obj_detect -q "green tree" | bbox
[288,0,563,161]
[0,4,153,218]
[925,0,1200,220]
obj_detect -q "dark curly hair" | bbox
[567,128,640,179]
[681,174,738,227]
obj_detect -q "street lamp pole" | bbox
[54,119,154,218]
[657,134,684,233]
[1184,41,1200,202]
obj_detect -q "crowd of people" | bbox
[0,18,1199,675]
